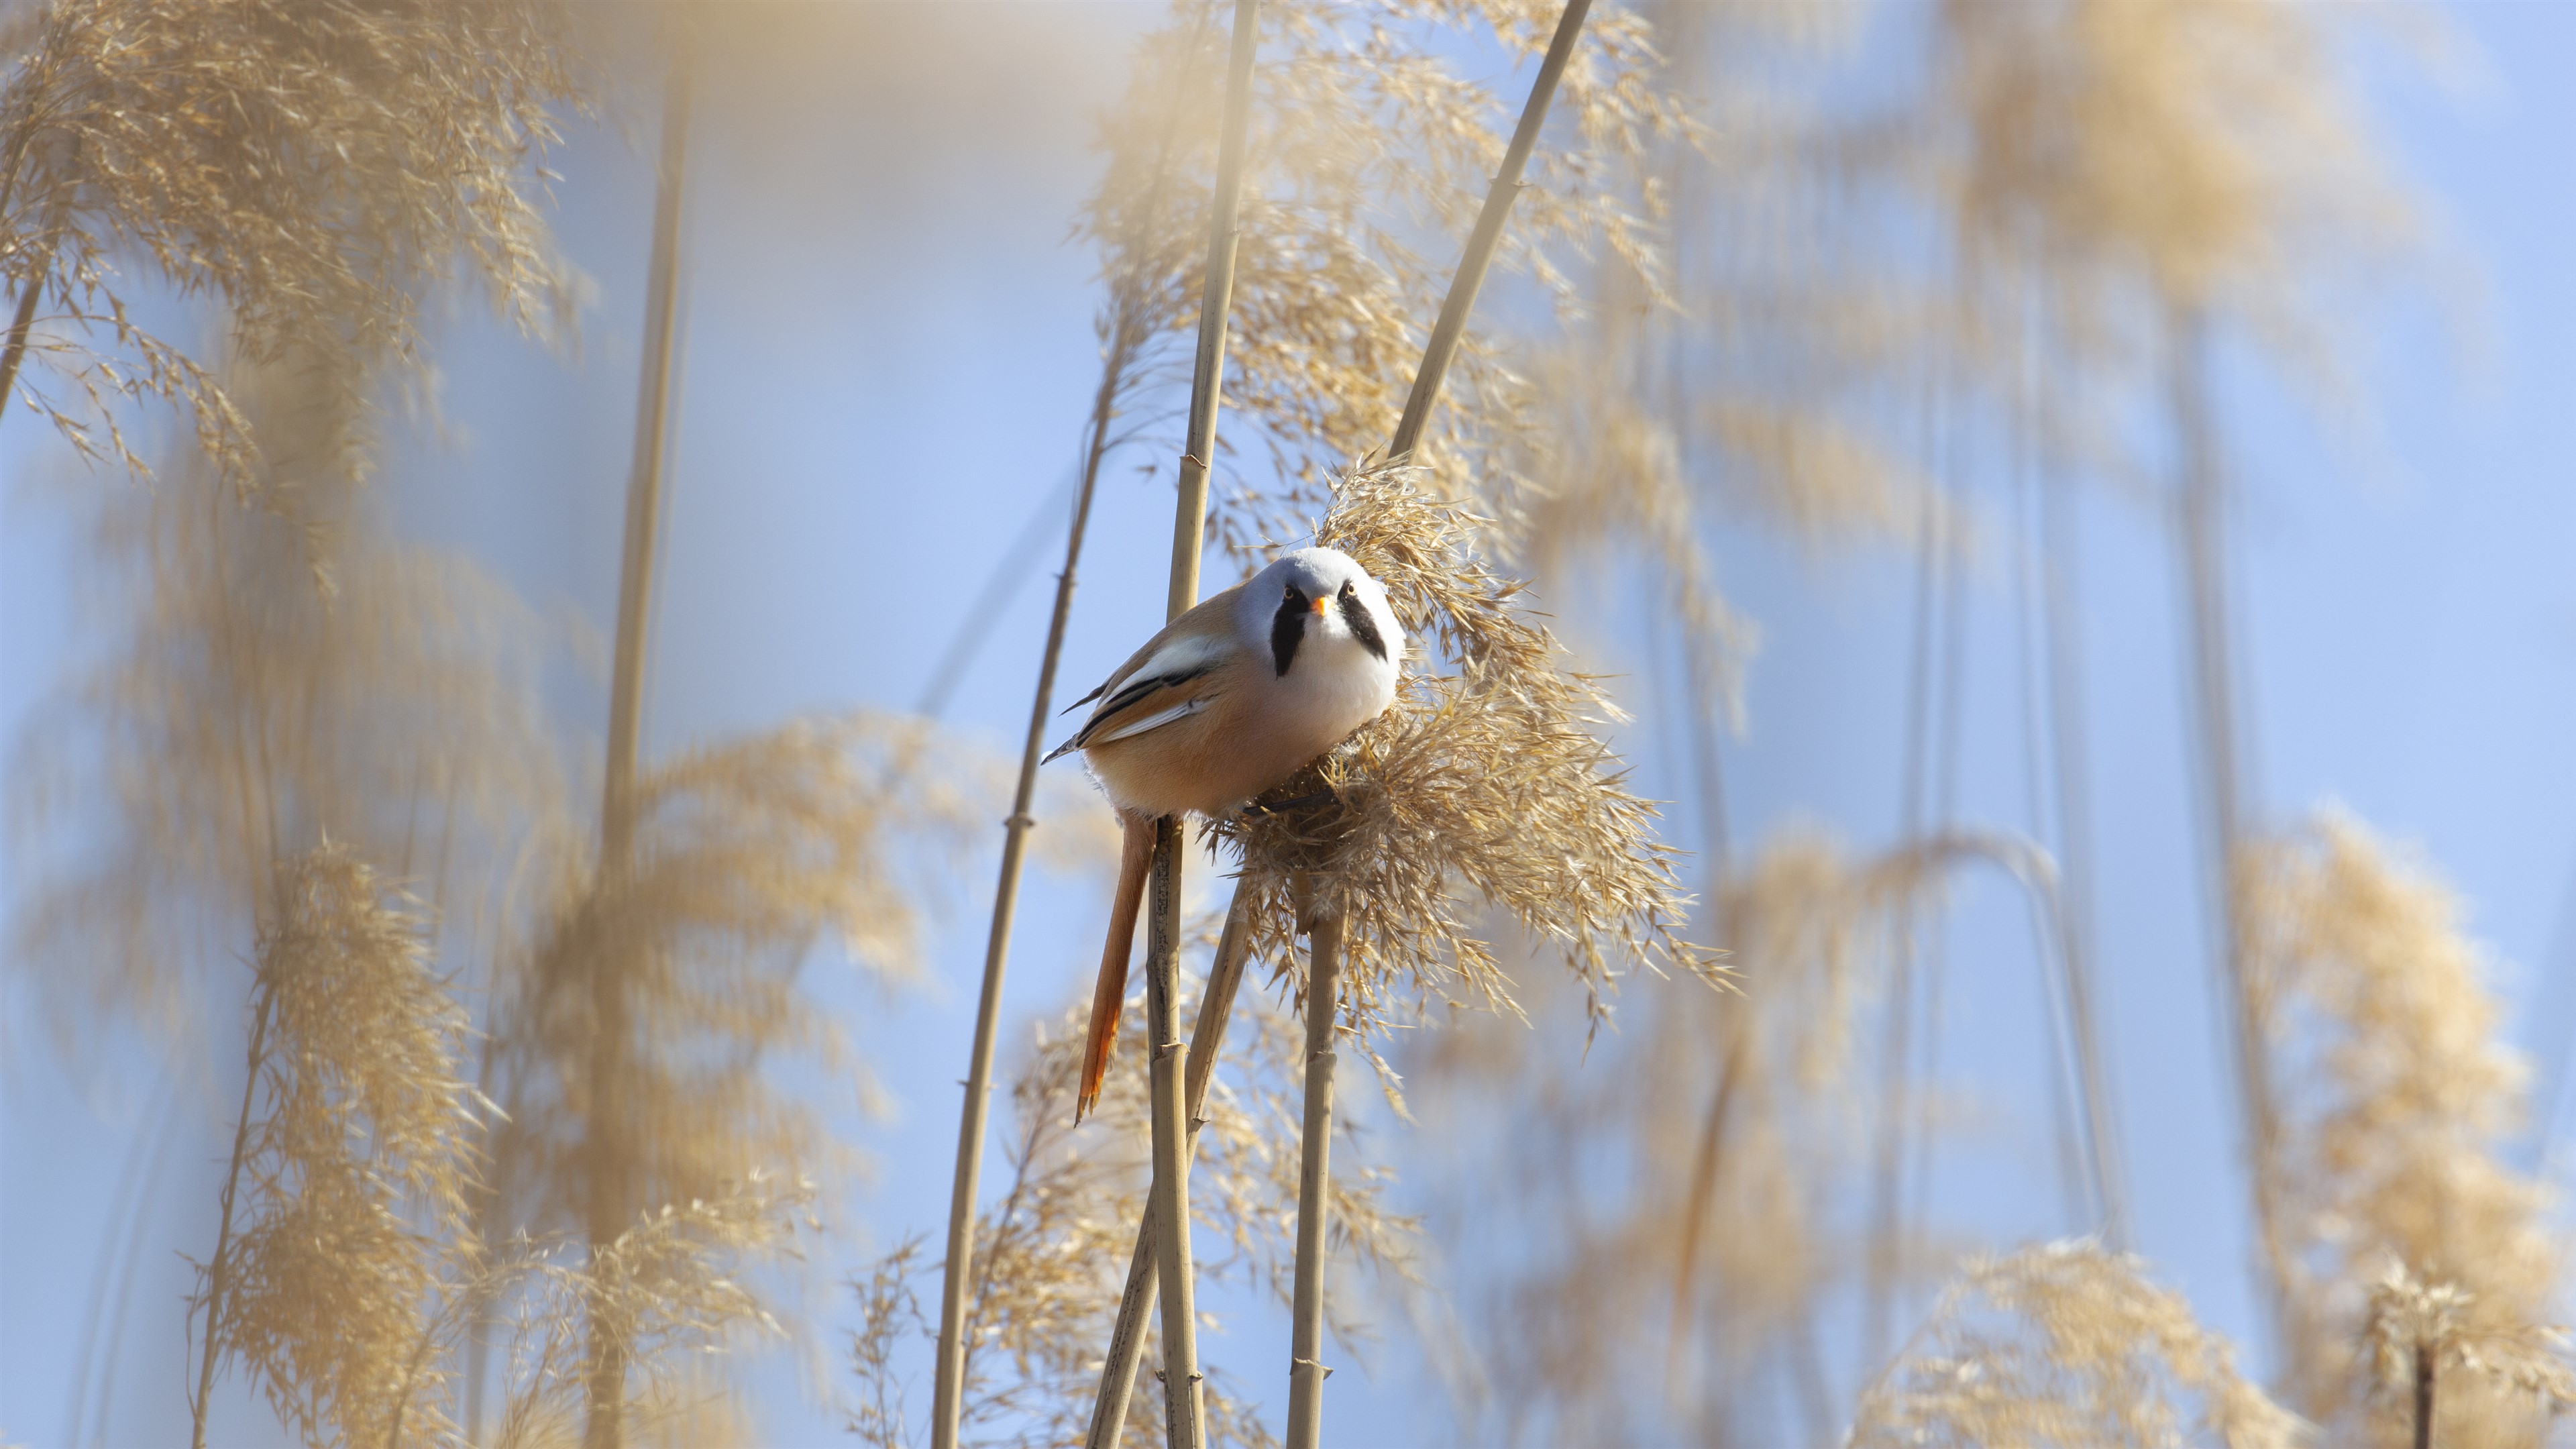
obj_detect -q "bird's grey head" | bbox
[1240,547,1401,678]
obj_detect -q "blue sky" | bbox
[8,3,2576,1444]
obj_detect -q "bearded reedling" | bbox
[1048,547,1402,1119]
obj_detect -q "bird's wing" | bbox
[1093,694,1212,745]
[1045,586,1245,761]
[1044,636,1230,759]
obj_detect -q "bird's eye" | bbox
[1283,584,1299,602]
[1340,582,1356,599]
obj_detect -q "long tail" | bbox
[1077,812,1157,1122]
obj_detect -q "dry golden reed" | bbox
[174,852,816,1446]
[190,844,478,1449]
[855,943,1413,1449]
[1940,0,2414,331]
[176,849,818,1449]
[468,1173,815,1449]
[486,712,992,1272]
[1216,462,1715,1055]
[0,0,586,489]
[1407,824,2084,1444]
[9,347,560,1055]
[1848,1240,2304,1449]
[1077,0,1690,560]
[2362,1262,2576,1443]
[2240,808,2569,1444]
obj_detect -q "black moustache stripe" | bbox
[1342,586,1388,661]
[1272,588,1307,677]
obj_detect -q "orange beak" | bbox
[1309,594,1330,616]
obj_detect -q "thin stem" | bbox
[1387,0,1593,460]
[190,985,276,1449]
[1144,817,1207,1449]
[2031,277,2127,1244]
[928,335,1109,1449]
[64,1068,170,1448]
[1864,393,1945,1371]
[1087,900,1254,1449]
[0,258,43,425]
[582,56,690,1449]
[1285,907,1343,1449]
[2169,301,2286,1371]
[1167,0,1260,620]
[1141,3,1259,1444]
[2413,1340,2435,1449]
[913,469,1077,721]
[933,5,1222,1441]
[1668,1031,1745,1380]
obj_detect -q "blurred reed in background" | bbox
[4,1,2563,1446]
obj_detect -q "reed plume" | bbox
[2363,1263,2576,1449]
[0,0,586,490]
[1409,825,2096,1444]
[1073,0,1689,561]
[478,710,988,1438]
[857,943,1413,1449]
[1218,462,1715,1044]
[492,714,989,1220]
[186,844,478,1449]
[1847,1240,2304,1449]
[178,850,811,1448]
[1937,0,2416,354]
[468,1173,814,1449]
[2240,808,2571,1444]
[9,342,559,1058]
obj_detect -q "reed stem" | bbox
[1864,400,1946,1370]
[1167,0,1259,620]
[2413,1340,2436,1449]
[190,985,276,1449]
[2168,301,2286,1368]
[0,260,42,428]
[1283,908,1343,1449]
[1387,0,1593,461]
[1140,3,1258,1444]
[1085,900,1253,1449]
[1144,816,1207,1449]
[929,284,1111,1449]
[934,6,1220,1442]
[581,56,690,1449]
[2032,287,2127,1243]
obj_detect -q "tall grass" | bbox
[1848,1240,2303,1449]
[4,2,2544,1446]
[186,846,476,1449]
[0,0,583,498]
[857,916,1412,1449]
[574,46,690,1449]
[2243,810,2573,1444]
[928,7,1218,1444]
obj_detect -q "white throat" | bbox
[1277,614,1399,738]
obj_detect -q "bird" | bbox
[1046,546,1403,1119]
